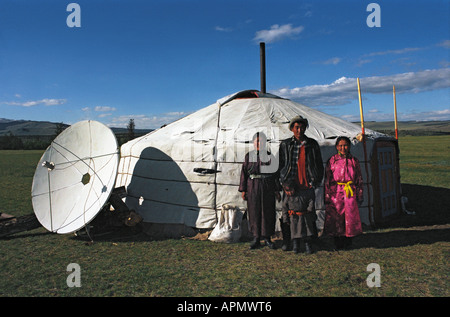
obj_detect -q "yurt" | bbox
[115,90,402,238]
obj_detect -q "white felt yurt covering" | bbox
[116,90,401,237]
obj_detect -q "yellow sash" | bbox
[337,181,354,197]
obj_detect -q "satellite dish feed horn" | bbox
[31,120,120,234]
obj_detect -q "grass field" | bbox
[397,135,450,188]
[0,135,449,298]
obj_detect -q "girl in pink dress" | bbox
[323,136,363,250]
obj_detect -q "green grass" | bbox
[398,135,450,188]
[0,150,41,216]
[0,136,449,297]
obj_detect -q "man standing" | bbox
[239,132,281,249]
[278,116,324,254]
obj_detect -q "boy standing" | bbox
[281,180,318,254]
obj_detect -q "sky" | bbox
[0,0,449,129]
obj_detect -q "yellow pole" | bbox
[393,85,398,139]
[357,78,365,135]
[357,78,373,225]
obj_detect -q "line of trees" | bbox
[0,133,26,150]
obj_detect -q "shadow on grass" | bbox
[2,230,52,240]
[313,226,450,252]
[315,183,450,251]
[391,184,450,228]
[356,226,450,249]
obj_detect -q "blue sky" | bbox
[1,0,449,129]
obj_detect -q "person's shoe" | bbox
[265,238,276,249]
[305,242,314,254]
[281,240,291,251]
[334,237,344,250]
[249,237,261,250]
[292,239,300,254]
[280,220,291,251]
[343,237,353,250]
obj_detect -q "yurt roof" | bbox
[123,89,385,155]
[216,90,385,142]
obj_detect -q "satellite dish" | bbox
[31,120,120,234]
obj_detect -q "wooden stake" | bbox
[357,78,365,135]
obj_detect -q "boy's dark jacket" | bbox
[278,136,324,188]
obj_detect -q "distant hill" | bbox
[0,118,152,136]
[354,120,450,136]
[0,119,68,136]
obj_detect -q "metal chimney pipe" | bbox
[260,42,266,93]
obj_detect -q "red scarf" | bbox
[296,145,311,189]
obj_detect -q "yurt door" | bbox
[377,145,398,218]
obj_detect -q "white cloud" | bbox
[3,98,67,107]
[215,20,252,33]
[342,108,450,122]
[254,24,304,43]
[321,57,342,65]
[365,47,423,57]
[164,111,187,116]
[401,109,450,121]
[357,41,447,67]
[215,26,232,32]
[437,40,450,49]
[272,68,450,107]
[95,106,116,112]
[357,59,372,67]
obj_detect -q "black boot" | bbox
[334,236,344,250]
[304,240,314,254]
[281,240,291,251]
[249,237,261,249]
[280,219,291,251]
[292,238,300,254]
[264,237,276,249]
[343,237,353,249]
